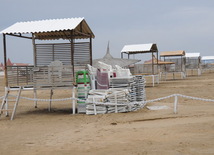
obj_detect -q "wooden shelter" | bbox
[185,53,201,76]
[1,18,94,88]
[121,43,159,75]
[0,18,95,119]
[121,43,159,87]
[201,56,214,73]
[160,50,186,79]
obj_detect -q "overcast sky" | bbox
[0,0,214,63]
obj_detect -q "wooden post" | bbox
[32,33,36,67]
[72,87,76,114]
[174,95,178,114]
[89,37,92,65]
[156,50,159,74]
[152,51,154,75]
[3,34,8,87]
[70,30,75,80]
[181,56,183,72]
[52,44,55,61]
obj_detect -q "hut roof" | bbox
[201,56,214,60]
[93,42,140,68]
[121,43,158,54]
[160,50,185,57]
[0,18,95,40]
[185,53,200,58]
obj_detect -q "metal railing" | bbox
[7,65,74,88]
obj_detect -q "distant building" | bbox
[0,58,31,70]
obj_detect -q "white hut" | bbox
[185,53,201,76]
[160,50,186,80]
[121,43,159,87]
[201,56,214,73]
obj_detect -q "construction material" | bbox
[85,75,146,115]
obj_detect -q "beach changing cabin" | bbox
[160,50,186,80]
[121,43,159,86]
[0,18,95,119]
[185,53,201,76]
[201,56,214,73]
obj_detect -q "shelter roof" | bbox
[185,53,200,58]
[93,42,140,68]
[0,18,95,40]
[121,43,158,54]
[201,56,214,60]
[160,50,185,57]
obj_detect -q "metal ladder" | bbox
[0,87,22,120]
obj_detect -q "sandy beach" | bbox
[0,71,214,155]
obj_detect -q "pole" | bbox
[89,37,92,65]
[72,87,76,114]
[70,31,75,80]
[152,52,154,75]
[32,33,36,67]
[174,95,178,114]
[156,50,159,74]
[3,34,8,87]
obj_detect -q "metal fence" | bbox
[7,66,34,87]
[131,64,159,75]
[7,65,74,88]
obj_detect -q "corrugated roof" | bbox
[185,53,200,58]
[201,56,214,60]
[0,18,95,40]
[160,50,185,57]
[121,43,158,54]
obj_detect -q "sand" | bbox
[0,72,214,155]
